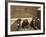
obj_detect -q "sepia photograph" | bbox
[7,1,45,35]
[10,6,41,31]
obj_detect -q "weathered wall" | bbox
[11,6,40,18]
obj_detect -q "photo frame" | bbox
[5,1,45,37]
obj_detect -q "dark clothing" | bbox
[30,18,41,30]
[22,19,29,28]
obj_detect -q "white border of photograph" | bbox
[8,2,43,35]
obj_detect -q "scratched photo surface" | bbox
[10,5,41,31]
